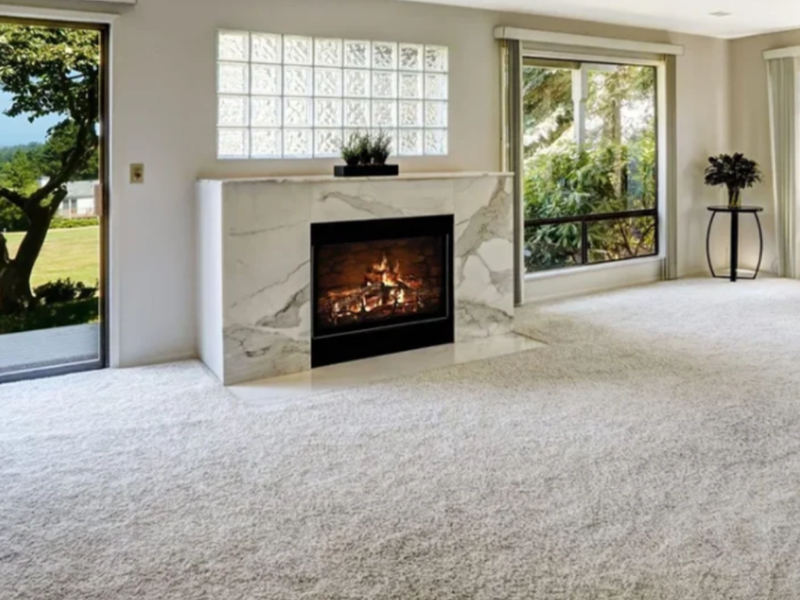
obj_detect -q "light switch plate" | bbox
[130,163,144,184]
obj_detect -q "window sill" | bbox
[524,255,664,281]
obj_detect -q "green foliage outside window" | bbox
[523,63,658,272]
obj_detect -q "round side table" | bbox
[706,205,764,282]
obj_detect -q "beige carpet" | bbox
[3,278,800,599]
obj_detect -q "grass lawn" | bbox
[4,226,99,289]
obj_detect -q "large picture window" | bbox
[523,58,658,272]
[216,31,449,160]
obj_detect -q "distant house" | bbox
[58,181,99,218]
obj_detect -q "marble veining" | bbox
[198,173,515,385]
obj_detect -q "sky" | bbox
[0,90,61,148]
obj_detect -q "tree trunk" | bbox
[0,209,54,314]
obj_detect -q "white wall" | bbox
[1,0,733,366]
[672,34,733,277]
[728,30,800,276]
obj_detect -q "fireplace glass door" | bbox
[311,215,454,367]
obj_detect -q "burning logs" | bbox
[317,252,440,328]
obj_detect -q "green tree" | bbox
[522,66,573,157]
[0,24,100,313]
[522,63,657,272]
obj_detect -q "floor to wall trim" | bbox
[524,258,664,303]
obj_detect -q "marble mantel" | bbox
[197,172,515,385]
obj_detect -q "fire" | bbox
[323,251,426,324]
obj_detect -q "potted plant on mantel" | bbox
[335,132,399,178]
[704,153,763,207]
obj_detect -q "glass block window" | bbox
[217,30,449,159]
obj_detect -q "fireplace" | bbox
[311,215,455,368]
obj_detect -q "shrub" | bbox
[0,297,99,334]
[34,278,98,306]
[50,216,99,229]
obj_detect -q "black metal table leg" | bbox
[706,211,719,279]
[706,205,764,282]
[753,213,764,278]
[730,210,739,282]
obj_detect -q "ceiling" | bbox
[395,0,800,38]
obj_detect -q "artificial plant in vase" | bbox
[704,153,762,208]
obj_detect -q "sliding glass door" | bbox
[0,18,108,381]
[522,58,659,273]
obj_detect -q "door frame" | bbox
[0,7,115,383]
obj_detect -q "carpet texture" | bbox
[4,279,800,599]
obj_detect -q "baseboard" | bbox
[523,257,663,304]
[115,350,198,370]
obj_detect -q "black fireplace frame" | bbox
[311,215,455,368]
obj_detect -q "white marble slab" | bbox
[227,333,544,405]
[197,172,515,385]
[198,171,510,184]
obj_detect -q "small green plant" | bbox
[370,131,392,166]
[340,132,393,167]
[704,153,762,207]
[356,133,372,166]
[340,132,362,166]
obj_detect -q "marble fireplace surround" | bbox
[197,172,515,385]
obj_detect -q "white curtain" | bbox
[767,57,800,278]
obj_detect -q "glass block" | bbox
[398,129,423,156]
[218,62,249,94]
[315,98,343,127]
[372,71,397,99]
[344,129,370,145]
[372,42,397,70]
[424,73,448,100]
[251,64,281,96]
[283,97,313,127]
[399,44,423,71]
[218,31,249,62]
[284,36,312,65]
[284,66,312,96]
[218,128,249,158]
[424,129,448,155]
[314,129,343,157]
[399,101,422,128]
[315,68,343,98]
[424,101,448,128]
[344,40,370,68]
[251,33,282,63]
[315,38,343,67]
[370,129,397,155]
[344,69,370,98]
[372,101,397,128]
[251,129,282,158]
[218,95,248,127]
[344,99,370,128]
[425,46,449,72]
[283,129,313,158]
[399,72,422,99]
[251,96,281,127]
